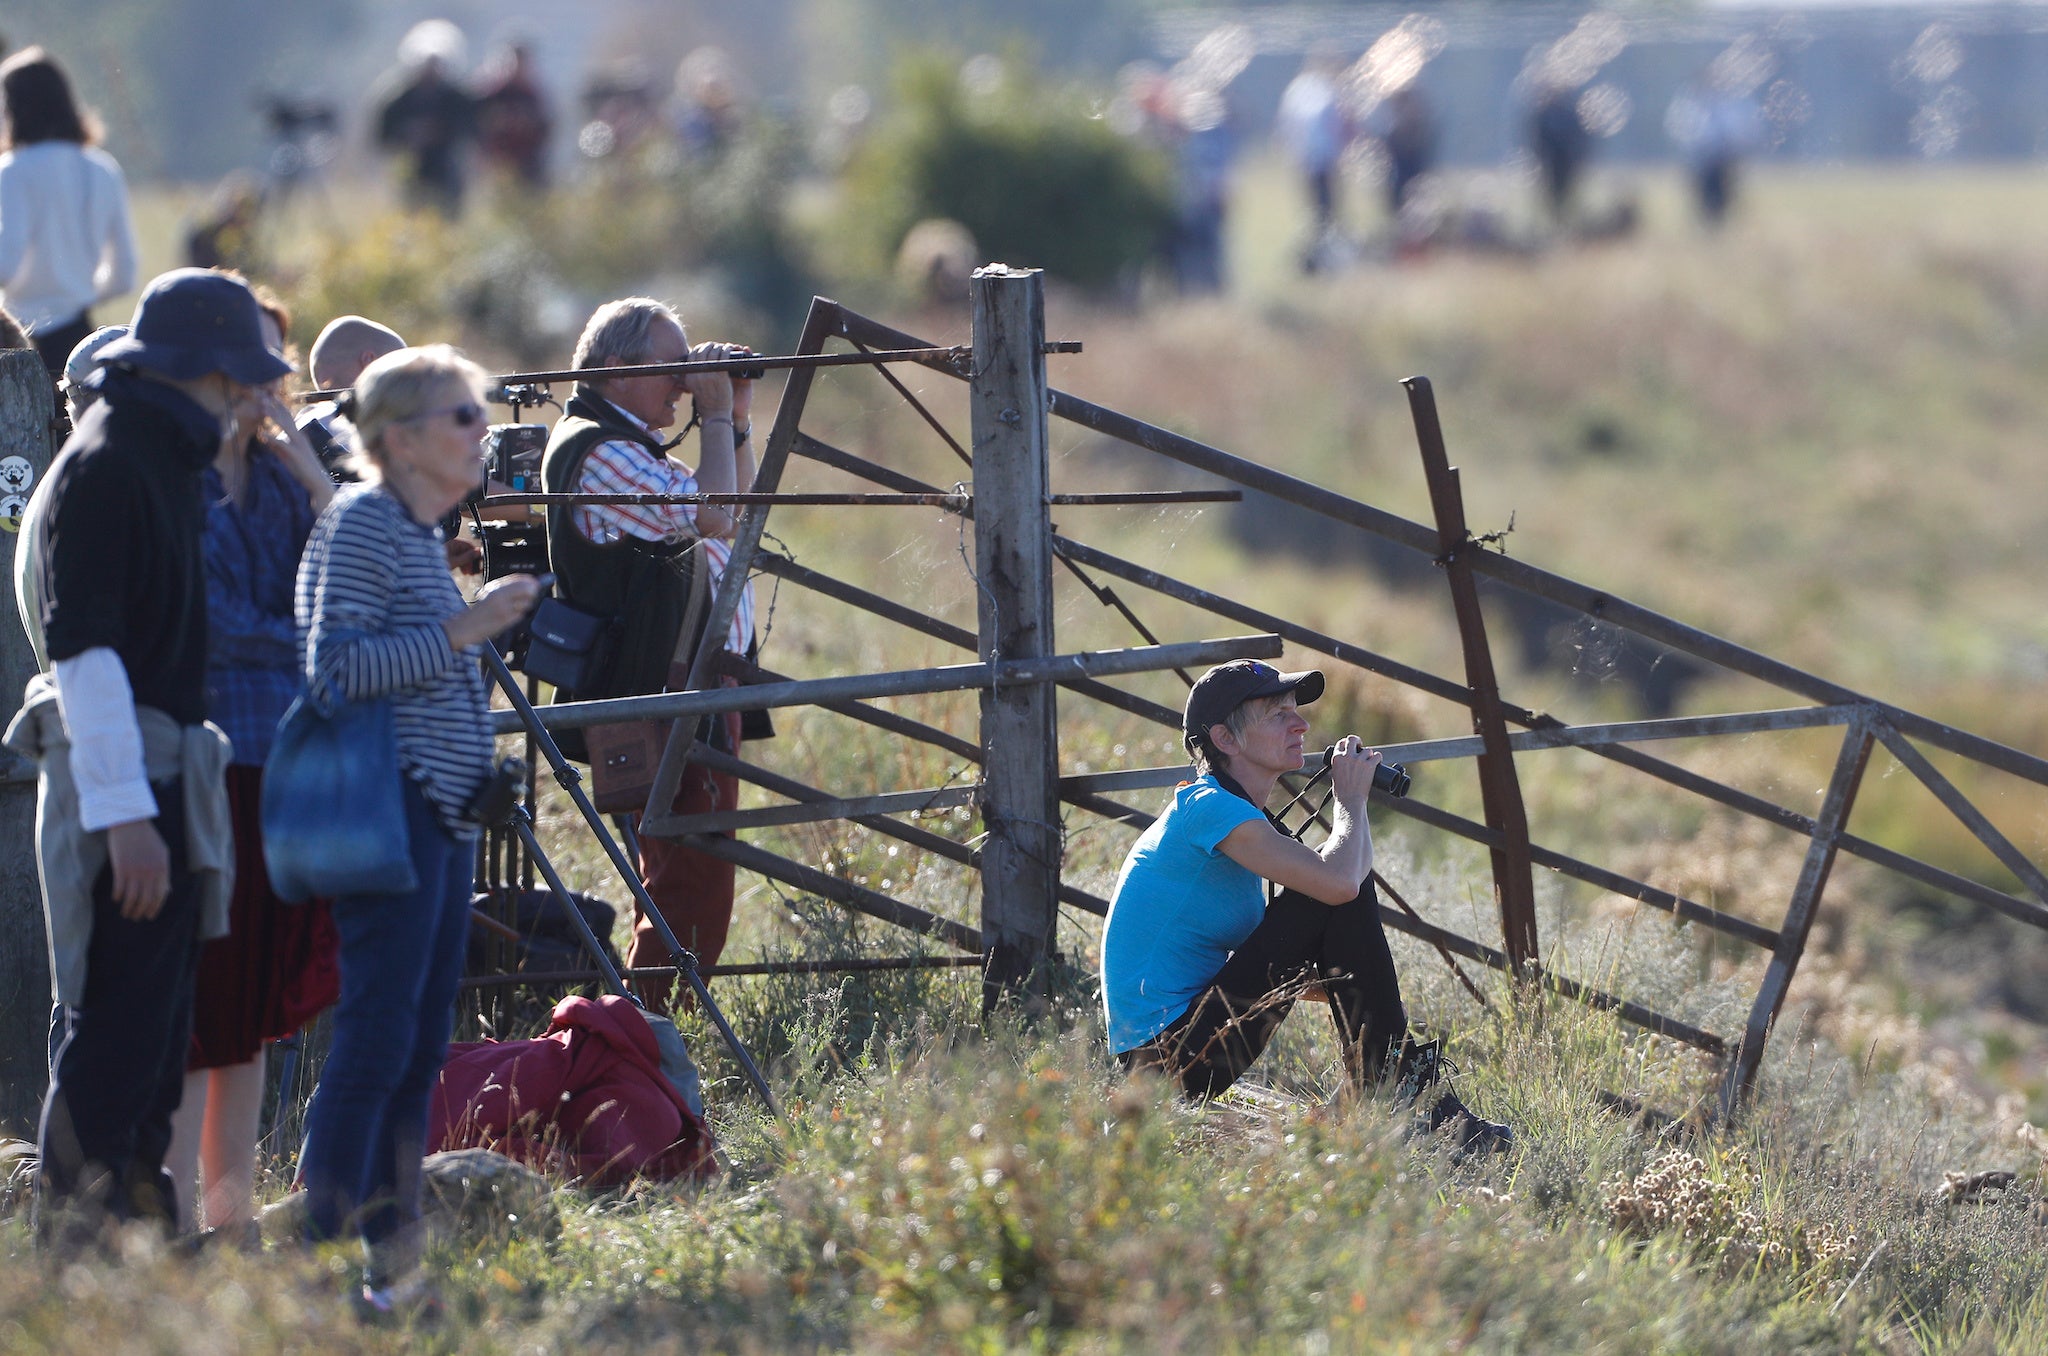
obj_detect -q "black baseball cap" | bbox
[1183,660,1326,752]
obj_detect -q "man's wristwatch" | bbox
[732,424,752,445]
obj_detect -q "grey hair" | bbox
[339,343,487,479]
[572,297,684,375]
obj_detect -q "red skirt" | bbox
[187,765,342,1070]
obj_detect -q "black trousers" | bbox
[37,781,202,1235]
[1122,880,1407,1100]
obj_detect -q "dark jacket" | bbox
[39,366,217,724]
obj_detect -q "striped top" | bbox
[296,484,493,840]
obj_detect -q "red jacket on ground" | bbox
[429,993,716,1184]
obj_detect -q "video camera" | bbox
[485,422,548,495]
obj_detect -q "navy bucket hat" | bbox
[95,269,294,385]
[1183,659,1326,753]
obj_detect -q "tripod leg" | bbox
[483,644,779,1117]
[267,1031,300,1153]
[511,807,632,1000]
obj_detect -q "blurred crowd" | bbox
[20,10,1793,319]
[1115,16,1771,292]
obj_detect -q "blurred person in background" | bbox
[0,299,27,348]
[1529,82,1591,228]
[1374,84,1437,222]
[164,281,338,1243]
[1668,74,1761,227]
[669,48,743,161]
[183,172,264,274]
[0,46,139,377]
[294,345,542,1313]
[372,20,477,218]
[7,269,289,1242]
[1275,50,1353,272]
[1166,80,1237,296]
[579,60,660,162]
[474,29,552,188]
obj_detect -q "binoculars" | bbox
[1319,745,1412,799]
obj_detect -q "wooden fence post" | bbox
[0,350,56,1134]
[970,266,1061,1011]
[1404,376,1541,972]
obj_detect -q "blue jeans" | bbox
[299,778,472,1269]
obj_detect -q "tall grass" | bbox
[13,166,2044,1348]
[6,975,2040,1351]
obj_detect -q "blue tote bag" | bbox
[261,678,416,903]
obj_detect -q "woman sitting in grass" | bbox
[1101,659,1512,1153]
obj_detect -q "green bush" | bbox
[841,51,1175,293]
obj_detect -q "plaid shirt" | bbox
[570,403,756,656]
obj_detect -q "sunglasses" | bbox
[405,401,487,429]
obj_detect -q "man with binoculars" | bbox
[541,296,760,1009]
[1101,659,1512,1153]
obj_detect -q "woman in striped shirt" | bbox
[293,344,541,1312]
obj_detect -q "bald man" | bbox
[307,314,405,392]
[297,315,406,477]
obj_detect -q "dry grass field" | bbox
[4,161,2046,1351]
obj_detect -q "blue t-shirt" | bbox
[1101,775,1268,1053]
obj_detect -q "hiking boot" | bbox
[1422,1087,1516,1159]
[1390,1035,1448,1109]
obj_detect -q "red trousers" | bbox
[629,709,740,1013]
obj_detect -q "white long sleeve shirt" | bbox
[0,141,139,332]
[52,646,157,832]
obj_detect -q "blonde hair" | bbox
[336,343,486,479]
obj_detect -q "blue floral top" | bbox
[201,448,317,767]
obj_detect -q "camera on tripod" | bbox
[463,421,547,510]
[258,95,338,139]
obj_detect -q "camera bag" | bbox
[522,596,616,694]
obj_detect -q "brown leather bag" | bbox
[585,718,671,814]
